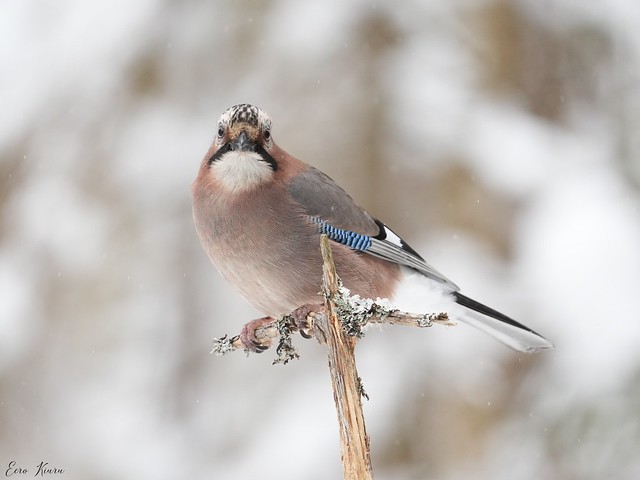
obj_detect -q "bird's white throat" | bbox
[210,151,274,192]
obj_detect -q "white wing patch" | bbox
[383,226,403,247]
[210,151,274,193]
[368,223,460,291]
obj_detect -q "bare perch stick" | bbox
[211,298,451,357]
[318,234,373,480]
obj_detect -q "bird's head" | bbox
[218,103,273,153]
[203,104,278,193]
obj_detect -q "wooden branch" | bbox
[211,299,451,358]
[318,234,372,479]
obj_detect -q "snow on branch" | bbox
[211,289,451,363]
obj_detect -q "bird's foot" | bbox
[238,316,274,353]
[289,303,325,339]
[237,304,325,353]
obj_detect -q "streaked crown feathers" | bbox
[218,104,271,131]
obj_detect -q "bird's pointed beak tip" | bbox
[230,130,257,152]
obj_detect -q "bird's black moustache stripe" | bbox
[256,145,278,171]
[207,143,231,165]
[207,143,278,172]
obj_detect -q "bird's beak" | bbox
[229,130,257,152]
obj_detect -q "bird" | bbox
[192,103,553,353]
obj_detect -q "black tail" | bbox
[452,292,553,352]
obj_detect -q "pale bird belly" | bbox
[215,252,323,316]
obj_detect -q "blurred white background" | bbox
[2,1,640,479]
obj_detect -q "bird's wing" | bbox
[287,167,459,290]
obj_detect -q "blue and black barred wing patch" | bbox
[311,216,372,251]
[311,216,459,291]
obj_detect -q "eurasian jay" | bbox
[192,104,552,353]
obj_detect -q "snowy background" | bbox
[2,1,640,479]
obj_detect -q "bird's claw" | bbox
[239,317,274,353]
[290,303,325,339]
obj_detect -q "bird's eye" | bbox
[263,128,271,141]
[217,125,225,138]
